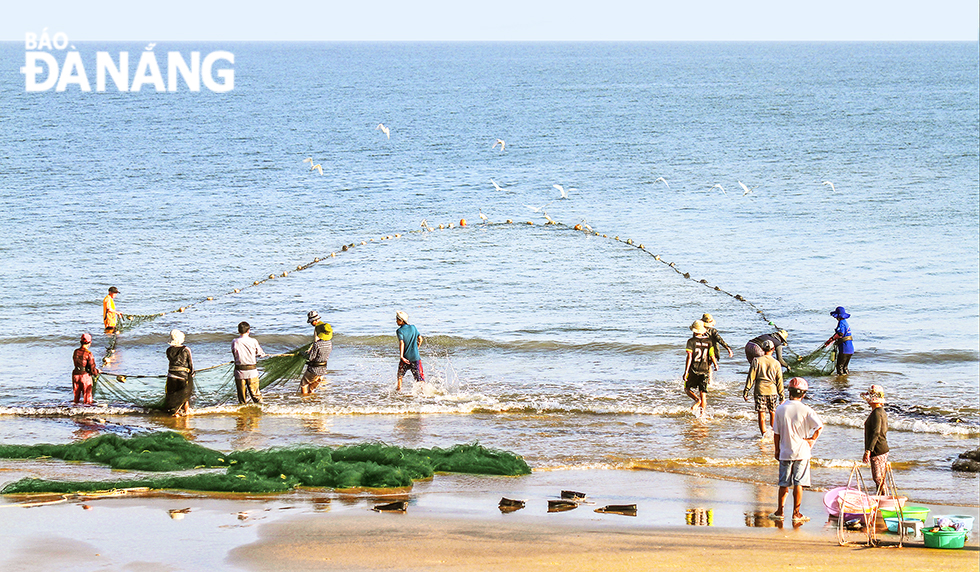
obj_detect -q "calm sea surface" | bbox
[0,42,977,505]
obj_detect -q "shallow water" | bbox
[0,42,977,505]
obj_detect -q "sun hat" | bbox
[788,377,809,391]
[307,310,321,325]
[169,330,185,346]
[315,322,333,341]
[701,313,715,326]
[861,385,885,405]
[396,311,410,324]
[775,330,788,344]
[80,333,93,345]
[761,339,774,351]
[690,320,707,334]
[831,306,851,319]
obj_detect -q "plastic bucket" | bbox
[933,515,975,532]
[872,495,907,511]
[880,505,929,521]
[923,529,967,549]
[824,487,877,517]
[883,517,900,533]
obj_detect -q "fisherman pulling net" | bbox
[0,432,532,494]
[95,343,312,410]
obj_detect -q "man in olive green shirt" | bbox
[743,340,784,437]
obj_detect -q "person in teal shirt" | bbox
[395,311,424,391]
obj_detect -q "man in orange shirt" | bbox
[103,287,123,334]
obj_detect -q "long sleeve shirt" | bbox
[744,355,784,398]
[864,407,889,457]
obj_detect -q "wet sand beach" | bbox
[1,469,976,571]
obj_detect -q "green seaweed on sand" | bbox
[0,431,532,494]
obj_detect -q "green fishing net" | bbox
[786,344,835,377]
[95,344,313,409]
[0,431,531,494]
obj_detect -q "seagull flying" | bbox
[822,181,836,192]
[490,179,504,192]
[311,164,323,175]
[553,184,577,199]
[655,177,670,189]
[523,201,554,213]
[738,181,758,196]
[376,123,390,139]
[710,184,727,196]
[493,139,505,151]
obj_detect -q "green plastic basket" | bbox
[880,505,929,521]
[923,529,967,549]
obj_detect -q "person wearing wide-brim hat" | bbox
[301,313,333,396]
[822,306,854,375]
[745,329,790,369]
[701,313,734,387]
[683,320,717,418]
[860,384,889,493]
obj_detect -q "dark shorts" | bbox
[397,360,424,381]
[685,372,708,394]
[754,393,780,412]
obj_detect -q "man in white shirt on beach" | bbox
[772,377,823,523]
[231,321,266,404]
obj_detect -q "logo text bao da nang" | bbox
[21,30,234,92]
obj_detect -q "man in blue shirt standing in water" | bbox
[395,311,424,391]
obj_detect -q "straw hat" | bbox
[690,320,707,335]
[396,311,410,324]
[861,385,885,405]
[787,377,808,391]
[169,330,185,346]
[701,313,715,326]
[776,330,789,344]
[307,310,321,325]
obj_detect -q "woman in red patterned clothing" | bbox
[72,333,100,405]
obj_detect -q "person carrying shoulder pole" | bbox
[231,321,266,404]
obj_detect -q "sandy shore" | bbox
[1,469,976,571]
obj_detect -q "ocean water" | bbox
[0,42,977,506]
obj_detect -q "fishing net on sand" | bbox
[786,344,835,377]
[95,344,313,410]
[0,432,531,494]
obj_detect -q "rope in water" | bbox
[112,215,788,335]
